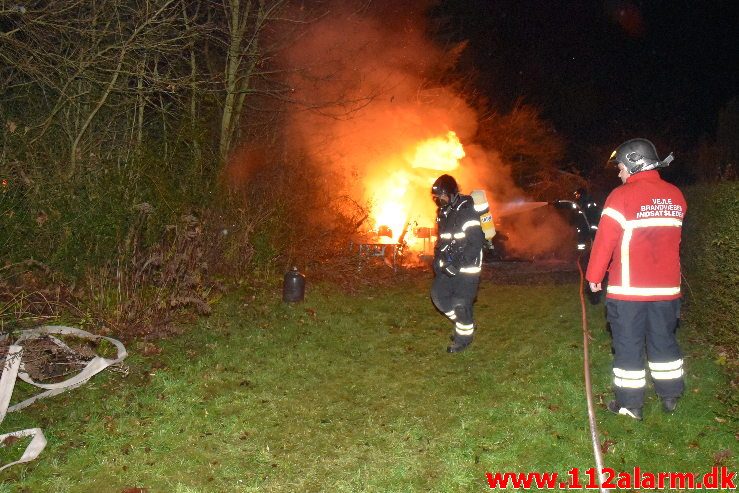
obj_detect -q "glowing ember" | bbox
[367,131,465,251]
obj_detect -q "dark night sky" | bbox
[430,0,738,162]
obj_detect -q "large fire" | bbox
[366,131,465,251]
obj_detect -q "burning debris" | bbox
[220,1,584,268]
[365,131,466,259]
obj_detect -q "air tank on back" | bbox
[471,189,496,240]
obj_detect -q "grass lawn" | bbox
[1,275,736,492]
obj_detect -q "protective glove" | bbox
[442,264,459,277]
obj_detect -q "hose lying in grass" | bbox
[0,326,127,471]
[578,257,610,493]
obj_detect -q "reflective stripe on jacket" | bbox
[586,170,686,301]
[435,194,485,275]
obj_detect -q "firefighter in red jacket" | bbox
[586,138,685,420]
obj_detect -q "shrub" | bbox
[682,182,738,346]
[681,181,738,407]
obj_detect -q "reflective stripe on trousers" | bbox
[431,273,480,336]
[606,298,684,408]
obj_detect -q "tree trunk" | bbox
[219,0,253,161]
[136,57,146,153]
[182,1,202,167]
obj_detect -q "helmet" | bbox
[431,174,459,207]
[608,138,674,174]
[431,174,459,197]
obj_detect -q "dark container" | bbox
[282,267,305,302]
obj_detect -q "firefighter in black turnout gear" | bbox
[430,175,486,353]
[574,188,601,248]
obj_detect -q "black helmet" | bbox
[431,174,459,197]
[431,174,459,207]
[608,138,674,174]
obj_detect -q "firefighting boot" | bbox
[607,400,643,420]
[447,334,473,353]
[661,397,679,413]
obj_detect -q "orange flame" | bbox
[367,131,465,249]
[409,131,465,170]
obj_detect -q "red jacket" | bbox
[586,170,687,301]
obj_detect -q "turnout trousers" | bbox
[606,298,684,408]
[431,274,480,337]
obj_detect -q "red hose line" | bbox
[578,255,610,493]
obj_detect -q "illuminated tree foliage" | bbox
[477,102,582,200]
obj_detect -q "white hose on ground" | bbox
[0,326,127,471]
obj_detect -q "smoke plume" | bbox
[233,0,575,258]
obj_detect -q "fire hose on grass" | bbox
[577,254,610,493]
[0,326,127,471]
